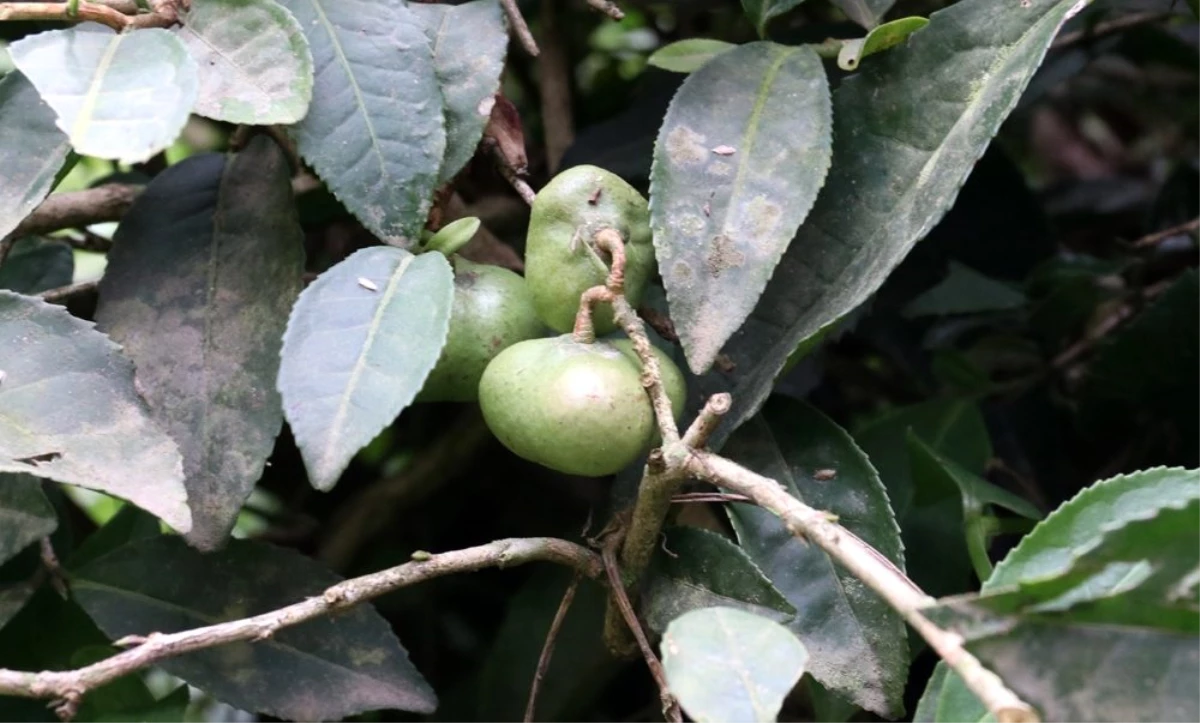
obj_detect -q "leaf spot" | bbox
[665,126,708,166]
[706,234,745,278]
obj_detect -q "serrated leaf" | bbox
[715,0,1088,434]
[0,72,71,240]
[642,526,795,634]
[651,41,831,374]
[648,38,736,74]
[832,0,896,29]
[95,137,304,550]
[926,499,1199,722]
[279,247,453,490]
[838,16,928,70]
[177,0,314,124]
[0,238,73,295]
[0,292,189,532]
[9,26,198,163]
[902,261,1026,318]
[926,466,1200,721]
[410,0,507,184]
[740,0,805,37]
[662,606,808,723]
[724,397,907,717]
[72,536,436,719]
[280,0,445,246]
[0,474,56,566]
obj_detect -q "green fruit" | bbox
[418,258,545,402]
[526,165,654,335]
[478,335,686,476]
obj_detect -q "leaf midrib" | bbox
[73,31,124,143]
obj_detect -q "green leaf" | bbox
[740,0,805,37]
[927,498,1199,722]
[925,466,1200,721]
[717,0,1088,433]
[838,16,928,70]
[724,397,908,717]
[651,41,832,374]
[66,504,162,571]
[0,474,56,566]
[410,0,507,184]
[423,216,480,258]
[0,292,190,533]
[278,247,453,490]
[0,238,73,295]
[95,137,304,550]
[902,262,1026,318]
[72,536,436,719]
[280,0,445,246]
[176,0,314,124]
[9,26,199,163]
[641,526,795,634]
[661,606,808,723]
[648,39,737,73]
[0,72,71,240]
[832,0,896,29]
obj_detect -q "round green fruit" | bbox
[525,165,655,335]
[418,258,545,402]
[478,335,686,477]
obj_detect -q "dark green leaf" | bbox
[902,261,1026,318]
[72,536,436,719]
[838,16,928,70]
[642,526,795,633]
[661,606,808,723]
[927,499,1199,722]
[0,72,71,240]
[96,137,304,550]
[740,0,804,36]
[278,247,453,490]
[66,503,162,570]
[725,397,907,717]
[0,292,189,533]
[926,466,1200,721]
[0,238,73,294]
[9,26,198,163]
[717,0,1086,433]
[410,0,507,183]
[280,0,445,246]
[832,0,896,29]
[0,474,55,566]
[647,39,736,73]
[651,41,832,373]
[177,0,314,124]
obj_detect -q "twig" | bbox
[39,281,99,304]
[0,0,180,29]
[638,306,679,343]
[0,538,603,718]
[671,492,752,504]
[499,0,539,56]
[685,451,1038,723]
[538,0,574,173]
[39,538,67,598]
[680,392,731,450]
[585,0,624,20]
[7,185,143,240]
[1132,217,1199,247]
[600,532,682,723]
[1051,10,1170,50]
[524,572,582,723]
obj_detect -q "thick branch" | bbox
[8,185,143,240]
[686,451,1038,723]
[0,538,602,715]
[0,1,180,29]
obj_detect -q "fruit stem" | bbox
[592,228,626,294]
[572,287,615,344]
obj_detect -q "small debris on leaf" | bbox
[712,145,736,156]
[358,277,379,292]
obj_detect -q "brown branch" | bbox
[524,572,582,723]
[0,1,180,30]
[39,280,99,304]
[585,0,624,20]
[680,392,730,450]
[7,185,143,240]
[1051,10,1170,50]
[538,0,573,173]
[671,492,752,504]
[0,538,603,718]
[601,532,682,723]
[1132,217,1199,248]
[499,0,539,56]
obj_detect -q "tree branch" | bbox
[0,0,181,30]
[499,0,539,56]
[0,538,603,718]
[524,572,581,723]
[7,185,143,241]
